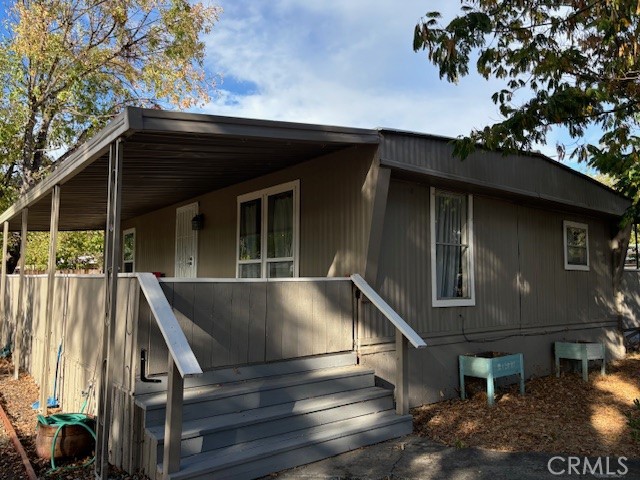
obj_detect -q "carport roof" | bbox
[0,108,381,231]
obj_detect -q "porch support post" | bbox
[0,221,9,342]
[96,140,123,479]
[13,209,28,380]
[163,354,184,479]
[39,185,60,415]
[363,162,391,286]
[395,330,409,415]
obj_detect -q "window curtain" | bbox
[240,199,261,260]
[268,191,293,259]
[436,194,464,298]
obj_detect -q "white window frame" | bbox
[122,227,136,273]
[236,180,300,278]
[563,220,590,271]
[430,187,475,307]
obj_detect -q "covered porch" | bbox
[0,108,425,479]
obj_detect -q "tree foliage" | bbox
[24,230,104,271]
[0,0,220,195]
[0,0,219,271]
[414,1,640,211]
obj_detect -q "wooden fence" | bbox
[1,274,139,415]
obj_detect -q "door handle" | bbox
[187,256,193,266]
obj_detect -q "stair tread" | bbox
[135,352,358,395]
[165,410,411,479]
[136,365,374,411]
[147,386,392,442]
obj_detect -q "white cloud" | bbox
[198,1,579,164]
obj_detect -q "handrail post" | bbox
[395,330,409,415]
[163,354,184,480]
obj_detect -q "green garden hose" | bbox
[36,413,96,472]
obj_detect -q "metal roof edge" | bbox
[381,158,629,218]
[377,128,629,204]
[0,109,132,225]
[137,108,381,144]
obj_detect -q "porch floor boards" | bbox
[134,352,412,480]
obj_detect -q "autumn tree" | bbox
[0,0,220,196]
[0,0,219,272]
[414,1,640,212]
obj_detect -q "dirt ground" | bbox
[0,357,145,479]
[4,354,640,478]
[413,353,640,458]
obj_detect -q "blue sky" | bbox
[199,1,598,173]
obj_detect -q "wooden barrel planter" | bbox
[35,414,95,461]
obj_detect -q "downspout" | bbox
[95,139,124,479]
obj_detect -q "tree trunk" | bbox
[612,221,632,332]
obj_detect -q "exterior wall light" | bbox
[191,214,204,230]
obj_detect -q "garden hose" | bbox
[36,413,96,472]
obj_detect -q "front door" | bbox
[175,202,198,277]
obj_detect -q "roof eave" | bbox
[382,158,629,218]
[0,108,134,225]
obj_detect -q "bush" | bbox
[626,399,640,442]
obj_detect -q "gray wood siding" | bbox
[365,179,616,344]
[621,271,640,328]
[123,145,377,278]
[379,132,628,217]
[361,325,625,407]
[141,279,353,375]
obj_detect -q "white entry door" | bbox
[175,202,199,278]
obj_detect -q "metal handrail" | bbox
[350,274,426,349]
[136,273,202,479]
[136,273,202,378]
[350,274,426,415]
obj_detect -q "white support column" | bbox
[96,140,123,480]
[39,185,60,415]
[0,221,9,343]
[163,354,184,479]
[13,209,28,380]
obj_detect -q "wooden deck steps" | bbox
[134,352,412,480]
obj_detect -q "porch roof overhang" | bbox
[0,108,381,231]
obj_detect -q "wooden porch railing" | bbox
[136,273,203,480]
[350,274,427,414]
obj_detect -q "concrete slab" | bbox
[267,435,640,480]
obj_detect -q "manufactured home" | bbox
[0,108,634,479]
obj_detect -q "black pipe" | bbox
[140,349,161,383]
